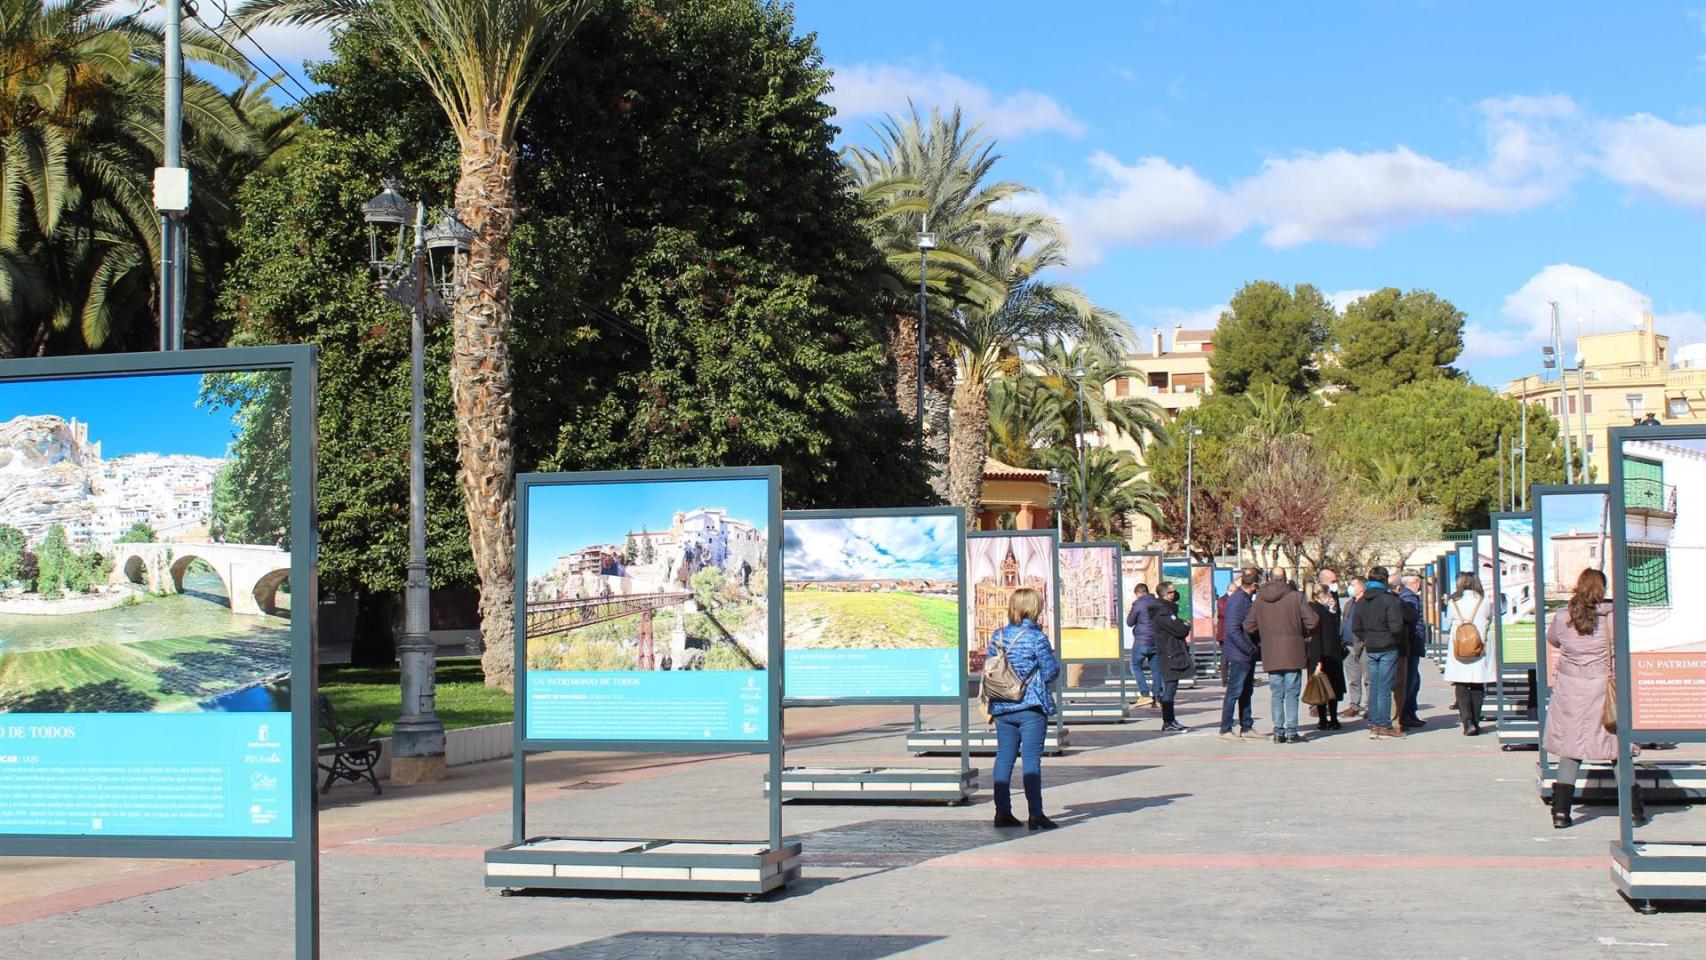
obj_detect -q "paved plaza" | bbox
[4,664,1704,959]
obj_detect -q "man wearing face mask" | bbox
[1339,577,1368,718]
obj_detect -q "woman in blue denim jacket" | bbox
[986,587,1061,831]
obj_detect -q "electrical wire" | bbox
[196,0,318,105]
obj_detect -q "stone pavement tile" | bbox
[5,667,1706,959]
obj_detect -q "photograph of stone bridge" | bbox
[113,542,292,617]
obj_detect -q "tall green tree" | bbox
[237,0,603,688]
[0,524,25,583]
[1313,377,1569,529]
[1,0,259,355]
[201,369,293,545]
[1329,287,1464,393]
[1207,280,1332,396]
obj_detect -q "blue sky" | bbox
[193,1,1705,388]
[796,0,1706,386]
[1539,491,1611,541]
[783,514,958,581]
[526,477,771,574]
[0,372,237,458]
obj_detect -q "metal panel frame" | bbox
[1609,426,1706,868]
[1531,484,1612,786]
[1489,513,1533,734]
[0,346,320,958]
[776,505,970,795]
[1057,540,1125,665]
[1120,550,1164,656]
[967,529,1064,744]
[511,466,785,852]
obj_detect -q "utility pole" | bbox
[154,0,189,350]
[1575,349,1590,480]
[1520,399,1529,510]
[1550,302,1575,484]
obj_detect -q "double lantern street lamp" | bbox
[1070,366,1090,542]
[914,224,937,440]
[360,181,473,782]
[1232,505,1245,569]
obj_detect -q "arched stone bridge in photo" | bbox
[110,542,292,617]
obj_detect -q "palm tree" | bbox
[1031,340,1166,453]
[847,105,1057,491]
[1,0,254,354]
[1062,446,1162,542]
[236,0,600,689]
[985,375,1066,469]
[936,231,1127,525]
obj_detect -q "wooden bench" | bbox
[317,694,382,795]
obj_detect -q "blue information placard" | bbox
[781,510,965,702]
[0,364,302,841]
[519,471,780,745]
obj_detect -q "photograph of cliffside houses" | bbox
[524,477,772,672]
[782,513,960,652]
[0,370,294,714]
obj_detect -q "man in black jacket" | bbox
[1351,566,1409,739]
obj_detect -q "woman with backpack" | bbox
[1443,573,1496,735]
[1151,581,1195,733]
[983,587,1060,831]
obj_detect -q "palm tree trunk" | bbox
[948,378,991,529]
[451,123,520,690]
[890,313,951,500]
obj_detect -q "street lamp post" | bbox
[361,181,471,784]
[1185,423,1204,560]
[1047,469,1067,541]
[1071,366,1090,542]
[1575,351,1590,479]
[1232,505,1245,569]
[915,223,936,439]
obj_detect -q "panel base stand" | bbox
[485,838,801,897]
[1496,719,1539,749]
[764,766,977,803]
[1611,841,1706,904]
[908,726,1067,755]
[1061,699,1130,724]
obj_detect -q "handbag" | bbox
[980,629,1036,706]
[1451,597,1485,662]
[1600,615,1619,734]
[1302,669,1334,706]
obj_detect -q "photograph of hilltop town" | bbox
[524,477,772,673]
[0,370,294,714]
[782,514,960,653]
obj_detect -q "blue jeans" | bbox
[1402,648,1422,721]
[1131,646,1159,699]
[1269,670,1303,736]
[993,707,1046,819]
[1365,650,1398,729]
[1220,658,1256,733]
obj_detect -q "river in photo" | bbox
[0,569,291,713]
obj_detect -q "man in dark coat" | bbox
[1352,566,1410,739]
[1243,572,1319,743]
[1217,573,1261,740]
[1125,583,1161,706]
[1397,574,1426,728]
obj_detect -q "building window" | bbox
[1174,372,1206,393]
[1114,377,1130,397]
[1627,393,1646,417]
[1628,546,1669,608]
[1670,397,1689,419]
[1148,372,1168,392]
[1584,394,1594,414]
[1585,434,1595,454]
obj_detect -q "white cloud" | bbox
[1463,263,1706,369]
[1596,114,1706,210]
[1327,289,1376,312]
[1041,97,1576,261]
[827,63,1085,139]
[782,515,959,582]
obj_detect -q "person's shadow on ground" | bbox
[1057,792,1190,824]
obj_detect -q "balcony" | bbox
[1624,477,1677,519]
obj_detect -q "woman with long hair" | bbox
[1443,573,1496,735]
[1542,569,1644,828]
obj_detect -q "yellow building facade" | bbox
[1503,315,1706,482]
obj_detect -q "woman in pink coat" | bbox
[1542,569,1644,828]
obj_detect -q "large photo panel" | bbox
[1058,543,1121,662]
[967,531,1058,675]
[519,469,779,746]
[781,509,963,701]
[1534,487,1614,725]
[1614,434,1706,732]
[1493,515,1536,666]
[0,352,310,841]
[1120,552,1161,651]
[1161,559,1191,623]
